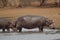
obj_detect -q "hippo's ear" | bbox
[50,19,54,24]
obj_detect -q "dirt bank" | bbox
[0,7,60,28]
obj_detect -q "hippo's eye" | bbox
[46,20,50,25]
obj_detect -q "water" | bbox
[0,28,60,40]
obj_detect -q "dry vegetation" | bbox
[0,7,60,28]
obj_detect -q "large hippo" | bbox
[0,17,15,32]
[15,15,54,32]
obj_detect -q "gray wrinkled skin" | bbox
[15,15,53,32]
[0,18,14,32]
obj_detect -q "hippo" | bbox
[15,15,54,32]
[0,17,15,32]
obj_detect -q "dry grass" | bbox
[0,7,60,28]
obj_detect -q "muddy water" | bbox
[0,28,60,40]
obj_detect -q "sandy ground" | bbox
[0,7,60,28]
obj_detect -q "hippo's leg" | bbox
[7,28,10,32]
[40,26,43,32]
[39,26,41,32]
[2,28,5,32]
[2,26,5,32]
[17,25,22,32]
[5,25,10,32]
[39,26,43,32]
[19,27,22,32]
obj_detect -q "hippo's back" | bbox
[0,18,11,25]
[17,15,47,24]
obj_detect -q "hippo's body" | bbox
[0,18,14,32]
[15,15,53,32]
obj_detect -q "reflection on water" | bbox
[0,28,60,40]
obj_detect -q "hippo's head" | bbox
[45,19,54,27]
[8,21,14,27]
[8,21,17,32]
[46,19,55,29]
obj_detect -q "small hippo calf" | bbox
[0,18,15,32]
